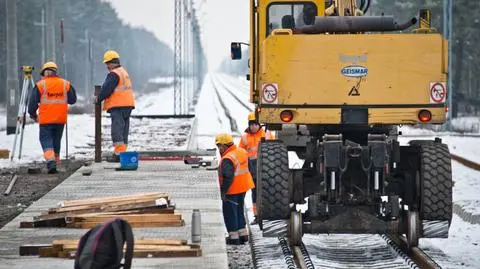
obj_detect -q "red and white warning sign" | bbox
[262,83,278,104]
[429,82,447,104]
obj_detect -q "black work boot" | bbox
[240,235,249,244]
[106,154,120,163]
[225,237,241,245]
[47,161,57,174]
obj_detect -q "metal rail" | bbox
[451,154,480,171]
[386,235,442,269]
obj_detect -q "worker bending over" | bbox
[216,133,255,245]
[95,50,135,162]
[238,112,275,225]
[28,62,77,173]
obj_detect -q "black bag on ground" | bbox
[74,218,134,269]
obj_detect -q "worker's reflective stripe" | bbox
[247,146,258,153]
[228,153,250,176]
[40,80,67,104]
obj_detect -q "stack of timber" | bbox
[20,239,202,258]
[20,192,184,228]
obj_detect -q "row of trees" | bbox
[0,0,174,104]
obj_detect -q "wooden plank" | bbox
[58,244,193,252]
[58,192,169,208]
[38,247,58,258]
[66,220,185,229]
[20,218,66,228]
[34,207,175,221]
[0,149,9,159]
[19,244,52,256]
[52,239,187,246]
[66,214,182,223]
[50,199,169,214]
[133,248,202,258]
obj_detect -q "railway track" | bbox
[213,74,253,112]
[251,224,444,269]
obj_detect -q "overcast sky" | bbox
[105,0,250,70]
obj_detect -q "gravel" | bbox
[0,159,84,228]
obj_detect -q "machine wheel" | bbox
[418,143,453,223]
[407,210,419,249]
[289,211,303,246]
[257,141,290,222]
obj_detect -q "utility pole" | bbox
[174,0,183,115]
[6,0,20,135]
[79,29,91,99]
[45,0,56,61]
[34,9,47,65]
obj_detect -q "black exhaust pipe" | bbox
[293,16,418,34]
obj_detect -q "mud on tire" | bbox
[257,141,290,221]
[418,143,453,223]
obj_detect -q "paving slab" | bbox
[0,161,228,269]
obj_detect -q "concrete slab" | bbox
[0,161,228,269]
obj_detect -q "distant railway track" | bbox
[210,76,239,133]
[213,75,253,112]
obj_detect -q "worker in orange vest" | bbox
[216,133,255,245]
[95,50,136,162]
[28,61,77,173]
[238,112,275,225]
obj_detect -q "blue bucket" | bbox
[119,151,139,170]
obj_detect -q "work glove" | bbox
[221,192,227,202]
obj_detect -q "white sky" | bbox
[105,0,250,71]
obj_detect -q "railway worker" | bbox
[216,133,255,245]
[238,112,275,225]
[28,61,77,174]
[95,50,136,162]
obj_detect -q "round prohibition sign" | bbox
[262,84,278,103]
[430,83,446,103]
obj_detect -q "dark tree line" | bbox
[0,0,174,104]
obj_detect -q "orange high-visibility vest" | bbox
[218,146,254,195]
[36,77,70,124]
[239,129,275,160]
[103,66,135,111]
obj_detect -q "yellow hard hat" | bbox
[215,133,234,145]
[103,50,120,63]
[40,61,58,74]
[248,112,256,122]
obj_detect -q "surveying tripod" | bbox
[10,66,36,161]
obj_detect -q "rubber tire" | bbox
[418,143,453,223]
[257,141,291,220]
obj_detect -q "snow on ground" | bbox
[133,77,195,115]
[398,127,480,164]
[422,215,480,268]
[148,76,174,84]
[0,114,95,168]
